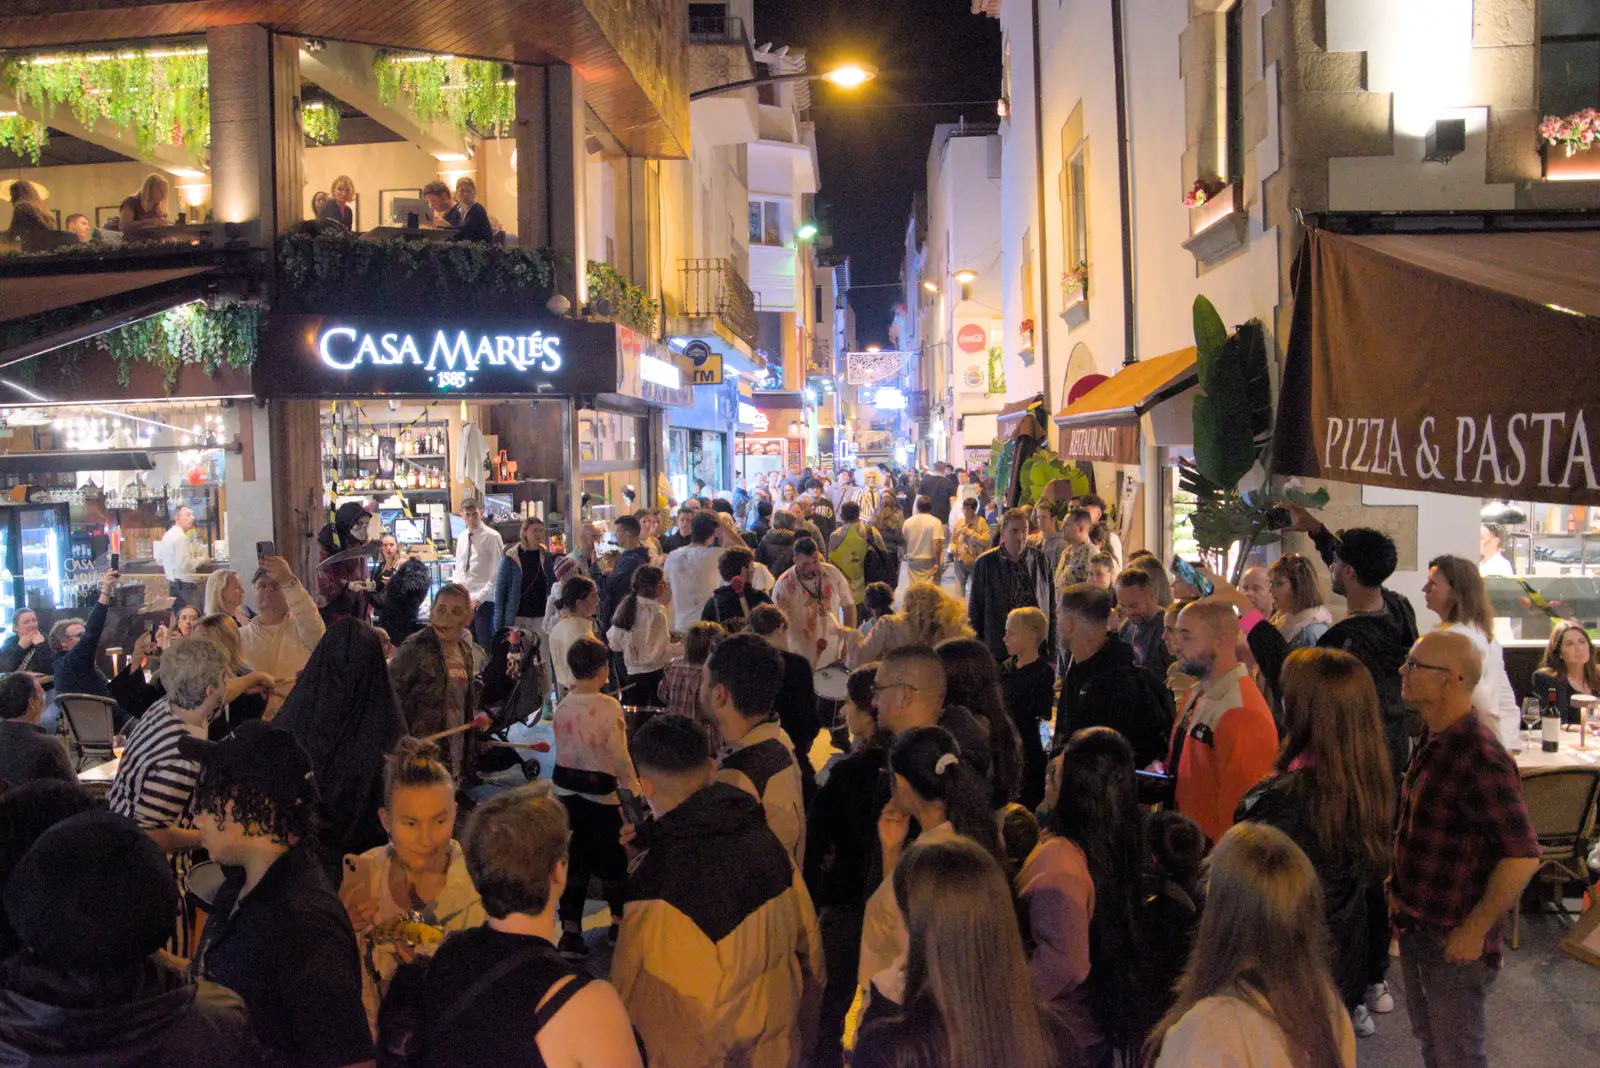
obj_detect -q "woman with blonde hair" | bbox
[1421,554,1519,746]
[119,173,170,234]
[446,175,493,241]
[1235,648,1394,1033]
[1150,823,1355,1068]
[848,582,972,666]
[1268,552,1331,650]
[1533,618,1600,728]
[190,612,275,739]
[3,180,65,252]
[319,174,356,228]
[203,568,252,625]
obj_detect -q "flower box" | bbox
[1183,182,1248,268]
[1542,143,1600,182]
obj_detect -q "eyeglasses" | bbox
[872,681,920,697]
[1403,657,1455,676]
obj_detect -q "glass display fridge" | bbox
[0,503,71,634]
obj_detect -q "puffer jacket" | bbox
[612,782,824,1068]
[370,557,431,644]
[756,529,798,578]
[0,956,261,1067]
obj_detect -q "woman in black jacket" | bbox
[1533,619,1600,727]
[0,609,53,675]
[1234,647,1394,1024]
[370,536,431,644]
[804,665,889,1068]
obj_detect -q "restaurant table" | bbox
[360,226,455,242]
[1514,736,1598,772]
[77,756,120,794]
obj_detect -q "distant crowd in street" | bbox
[0,455,1563,1068]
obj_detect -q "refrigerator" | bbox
[0,503,72,634]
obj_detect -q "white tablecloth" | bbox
[1513,736,1598,772]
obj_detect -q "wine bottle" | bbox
[1543,684,1562,753]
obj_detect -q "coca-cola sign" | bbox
[956,322,988,353]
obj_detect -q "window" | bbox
[1223,0,1244,182]
[1542,0,1600,117]
[748,200,782,245]
[1065,146,1088,280]
[815,285,824,323]
[757,82,778,106]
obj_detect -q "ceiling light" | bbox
[434,151,471,163]
[922,281,938,293]
[954,269,978,285]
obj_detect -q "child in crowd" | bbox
[858,582,896,639]
[550,636,639,957]
[1000,606,1054,810]
[548,575,599,698]
[658,620,726,744]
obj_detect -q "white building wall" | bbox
[996,4,1043,401]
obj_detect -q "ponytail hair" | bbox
[384,736,453,806]
[554,575,596,614]
[613,566,665,632]
[889,726,1004,866]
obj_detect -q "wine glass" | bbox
[1521,697,1542,748]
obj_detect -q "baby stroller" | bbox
[474,624,552,783]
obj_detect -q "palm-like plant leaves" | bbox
[1192,296,1272,490]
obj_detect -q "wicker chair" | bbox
[1513,766,1600,949]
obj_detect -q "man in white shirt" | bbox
[453,499,506,649]
[1479,523,1515,577]
[156,505,207,606]
[901,495,945,585]
[239,555,325,715]
[770,537,857,667]
[663,511,724,632]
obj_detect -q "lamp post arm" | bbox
[690,70,823,102]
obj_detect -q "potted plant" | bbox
[1061,264,1088,308]
[1178,295,1327,582]
[1019,317,1035,350]
[1183,178,1227,208]
[1539,108,1600,180]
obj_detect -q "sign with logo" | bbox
[956,322,989,354]
[752,410,770,433]
[618,327,693,407]
[683,340,723,386]
[258,315,622,399]
[738,401,760,427]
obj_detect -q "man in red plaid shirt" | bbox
[1392,630,1540,1068]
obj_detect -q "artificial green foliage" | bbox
[0,112,49,163]
[1019,448,1090,508]
[373,53,515,138]
[1191,296,1271,491]
[986,345,1007,396]
[3,44,210,159]
[586,260,659,335]
[36,299,259,391]
[1178,458,1329,581]
[301,100,342,145]
[275,231,557,315]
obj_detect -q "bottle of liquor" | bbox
[1543,683,1562,753]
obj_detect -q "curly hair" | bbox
[902,583,973,647]
[193,771,316,847]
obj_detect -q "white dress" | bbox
[1437,622,1520,749]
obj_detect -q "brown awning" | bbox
[0,266,215,324]
[1053,348,1197,464]
[995,392,1046,441]
[1276,226,1600,505]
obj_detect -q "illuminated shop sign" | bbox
[639,353,682,390]
[317,327,563,392]
[258,315,623,399]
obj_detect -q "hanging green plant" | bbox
[986,345,1007,396]
[301,99,342,145]
[1,42,210,160]
[0,112,49,163]
[585,260,659,336]
[373,52,514,138]
[17,299,258,392]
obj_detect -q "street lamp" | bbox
[921,280,938,293]
[954,269,978,285]
[690,60,879,102]
[796,221,819,240]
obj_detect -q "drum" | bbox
[183,860,227,910]
[813,662,851,702]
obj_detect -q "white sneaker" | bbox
[1365,981,1395,1014]
[1351,1004,1376,1038]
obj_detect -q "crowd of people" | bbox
[0,474,1566,1068]
[2,172,193,255]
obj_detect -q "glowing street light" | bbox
[922,280,938,293]
[954,269,979,285]
[820,63,877,90]
[691,59,879,102]
[796,221,819,240]
[865,344,881,353]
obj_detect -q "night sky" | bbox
[751,0,1002,346]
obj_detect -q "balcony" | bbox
[689,13,747,44]
[688,14,758,146]
[674,258,758,351]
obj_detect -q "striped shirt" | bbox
[108,698,202,829]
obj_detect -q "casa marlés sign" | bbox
[257,315,621,399]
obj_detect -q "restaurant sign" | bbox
[1276,228,1600,506]
[1059,423,1140,466]
[258,315,622,398]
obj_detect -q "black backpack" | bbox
[861,526,897,588]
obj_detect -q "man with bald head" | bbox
[1237,565,1274,618]
[1393,630,1539,1068]
[1166,601,1277,843]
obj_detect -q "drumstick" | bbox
[421,713,492,744]
[483,740,553,752]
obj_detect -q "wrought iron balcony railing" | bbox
[677,258,758,349]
